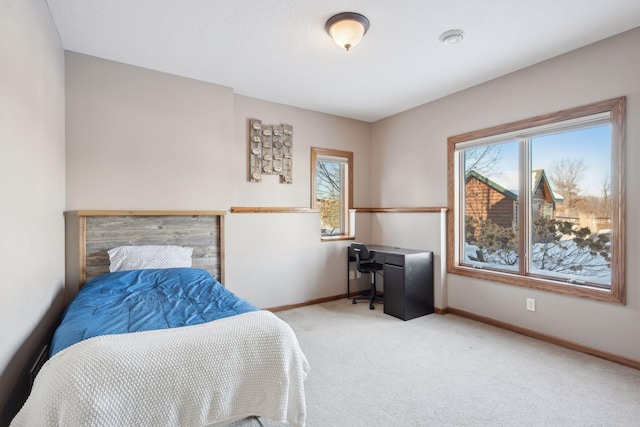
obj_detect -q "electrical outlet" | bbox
[349,271,356,280]
[526,298,536,312]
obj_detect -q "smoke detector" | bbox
[439,29,465,45]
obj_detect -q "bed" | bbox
[11,211,309,427]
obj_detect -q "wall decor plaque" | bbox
[249,118,293,184]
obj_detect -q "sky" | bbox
[480,124,611,197]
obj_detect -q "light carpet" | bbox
[270,299,640,427]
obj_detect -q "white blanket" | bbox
[11,311,309,426]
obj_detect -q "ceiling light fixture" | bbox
[439,29,465,45]
[325,12,370,51]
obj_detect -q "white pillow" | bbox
[108,245,193,272]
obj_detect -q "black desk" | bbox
[348,245,434,321]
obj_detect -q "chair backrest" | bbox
[351,243,372,261]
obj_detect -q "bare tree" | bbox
[316,161,342,233]
[600,174,611,215]
[316,161,340,198]
[464,145,503,175]
[548,158,586,213]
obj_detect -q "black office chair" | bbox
[351,243,384,310]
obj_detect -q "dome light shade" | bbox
[326,12,370,51]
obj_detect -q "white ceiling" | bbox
[46,0,640,123]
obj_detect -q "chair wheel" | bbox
[352,299,357,304]
[369,304,375,310]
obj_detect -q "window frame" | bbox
[311,147,354,240]
[447,97,626,304]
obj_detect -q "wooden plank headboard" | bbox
[64,210,226,301]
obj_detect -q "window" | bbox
[311,147,353,239]
[448,97,625,303]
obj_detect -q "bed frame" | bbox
[65,210,226,301]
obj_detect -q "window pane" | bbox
[449,97,624,302]
[530,125,611,287]
[463,140,520,271]
[316,160,343,235]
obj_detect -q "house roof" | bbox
[466,169,562,203]
[466,170,518,200]
[532,169,563,203]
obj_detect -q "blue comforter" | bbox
[50,268,258,356]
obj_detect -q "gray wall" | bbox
[0,0,66,421]
[64,53,374,308]
[372,27,640,362]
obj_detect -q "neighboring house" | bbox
[465,170,518,230]
[465,169,560,232]
[531,169,562,221]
